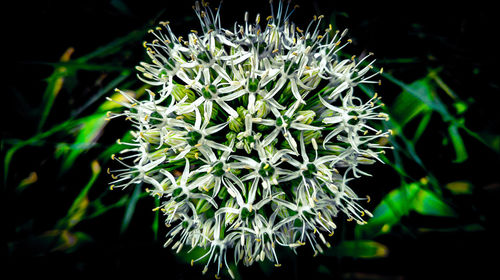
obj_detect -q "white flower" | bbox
[106,1,391,278]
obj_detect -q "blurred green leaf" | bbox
[390,79,432,127]
[412,184,456,217]
[121,184,142,234]
[153,198,160,240]
[445,181,474,195]
[326,240,388,258]
[75,29,144,62]
[176,246,209,266]
[16,171,38,193]
[453,101,468,115]
[60,85,135,174]
[383,73,452,122]
[4,116,94,184]
[57,160,101,230]
[99,131,134,162]
[412,111,432,143]
[85,194,132,220]
[51,230,93,253]
[60,114,107,174]
[357,182,456,238]
[38,47,75,132]
[448,123,468,163]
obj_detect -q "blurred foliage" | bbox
[3,0,499,279]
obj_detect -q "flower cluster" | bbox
[107,1,390,278]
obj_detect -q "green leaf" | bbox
[153,198,160,240]
[120,184,142,234]
[99,131,134,162]
[38,48,75,132]
[411,185,456,217]
[75,29,144,62]
[327,240,388,258]
[383,73,452,121]
[448,123,468,163]
[357,183,456,238]
[60,114,108,174]
[4,116,91,184]
[445,181,474,195]
[60,84,135,173]
[412,111,432,143]
[56,160,101,230]
[390,79,432,127]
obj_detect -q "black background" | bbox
[3,1,499,279]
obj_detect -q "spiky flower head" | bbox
[107,1,391,278]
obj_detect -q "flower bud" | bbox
[171,84,196,102]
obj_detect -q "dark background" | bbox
[3,1,499,279]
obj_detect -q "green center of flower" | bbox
[302,163,317,178]
[240,207,254,219]
[284,60,300,75]
[172,187,187,202]
[187,131,203,146]
[202,84,217,99]
[253,41,268,55]
[347,110,361,125]
[248,78,259,93]
[258,162,275,178]
[164,57,176,71]
[197,52,212,63]
[149,111,163,125]
[276,115,292,127]
[211,162,225,177]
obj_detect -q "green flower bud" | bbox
[303,130,322,144]
[296,110,316,124]
[171,84,196,102]
[228,115,244,132]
